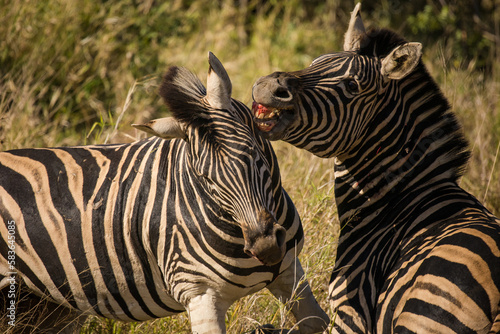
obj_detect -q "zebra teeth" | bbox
[252,102,285,132]
[267,109,281,118]
[255,106,281,119]
[251,102,294,133]
[258,110,281,120]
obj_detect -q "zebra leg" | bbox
[186,291,230,334]
[265,259,330,333]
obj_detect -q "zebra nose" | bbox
[243,211,287,266]
[253,72,296,107]
[273,86,293,101]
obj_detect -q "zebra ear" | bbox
[206,51,232,110]
[343,3,367,52]
[381,42,422,80]
[132,117,186,140]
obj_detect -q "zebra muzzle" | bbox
[243,211,287,266]
[251,73,297,140]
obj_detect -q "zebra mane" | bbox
[361,28,471,181]
[159,66,209,128]
[359,28,408,58]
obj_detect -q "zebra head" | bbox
[134,53,287,266]
[252,3,423,159]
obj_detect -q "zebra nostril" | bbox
[274,225,286,249]
[274,87,292,100]
[243,247,253,258]
[243,242,253,257]
[243,223,286,265]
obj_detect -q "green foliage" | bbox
[407,5,453,33]
[363,0,499,71]
[406,3,493,69]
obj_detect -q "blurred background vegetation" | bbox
[1,0,499,332]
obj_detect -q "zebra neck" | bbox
[334,90,469,230]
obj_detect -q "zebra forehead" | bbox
[302,54,371,82]
[310,51,356,66]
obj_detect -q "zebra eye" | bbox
[345,79,359,94]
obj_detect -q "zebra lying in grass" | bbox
[0,53,329,334]
[252,3,500,334]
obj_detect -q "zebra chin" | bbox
[242,209,287,266]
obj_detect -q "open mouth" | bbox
[252,102,291,133]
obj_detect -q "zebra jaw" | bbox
[252,101,290,132]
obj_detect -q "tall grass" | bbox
[1,1,499,333]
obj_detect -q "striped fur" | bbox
[252,4,500,333]
[0,54,328,333]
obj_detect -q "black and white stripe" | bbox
[0,53,329,333]
[252,4,500,333]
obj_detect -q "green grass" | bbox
[1,1,499,333]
